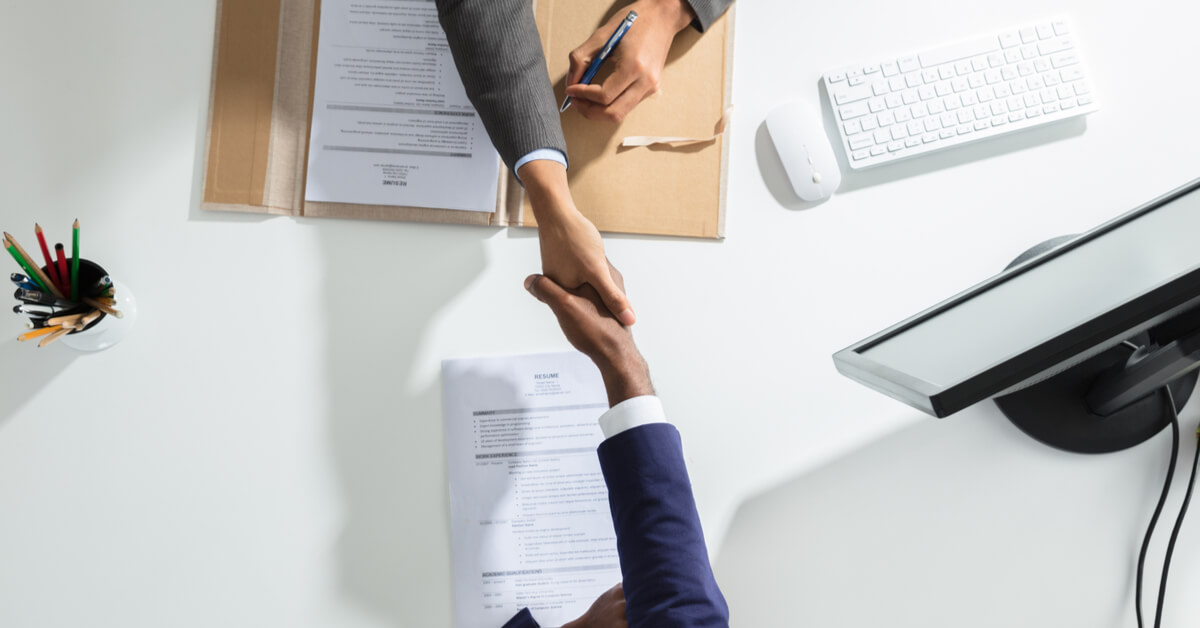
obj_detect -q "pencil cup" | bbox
[40,259,137,352]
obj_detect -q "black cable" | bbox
[1135,396,1179,628]
[1153,387,1199,628]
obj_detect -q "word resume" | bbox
[306,0,500,211]
[442,352,622,627]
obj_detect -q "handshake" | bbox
[524,270,654,409]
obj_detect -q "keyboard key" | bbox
[918,85,935,100]
[1077,95,1094,106]
[1074,81,1091,95]
[1000,32,1020,48]
[939,129,955,139]
[849,134,875,150]
[868,98,885,113]
[951,77,968,92]
[994,84,1011,98]
[985,69,1002,84]
[1045,73,1060,86]
[1026,106,1042,118]
[957,110,973,124]
[1060,67,1084,82]
[1061,98,1077,110]
[839,102,869,119]
[891,126,907,140]
[874,129,891,143]
[849,75,866,86]
[1028,76,1045,89]
[928,100,945,114]
[870,146,886,156]
[1043,102,1060,114]
[988,52,1005,67]
[991,101,1007,115]
[977,87,994,102]
[887,141,904,152]
[938,65,954,80]
[864,63,880,74]
[878,111,896,126]
[1051,53,1078,68]
[972,56,988,72]
[896,108,912,123]
[1020,27,1036,43]
[1024,93,1040,107]
[923,133,938,143]
[957,125,973,135]
[905,137,921,148]
[961,92,978,106]
[1007,96,1023,110]
[1009,110,1025,122]
[844,119,863,135]
[1052,20,1068,35]
[991,116,1008,126]
[852,149,870,160]
[1011,81,1027,95]
[872,80,889,96]
[1018,61,1034,76]
[1037,24,1053,39]
[902,90,918,105]
[1034,58,1051,72]
[924,118,940,132]
[955,61,971,75]
[898,56,919,72]
[889,76,906,91]
[968,74,984,88]
[922,69,939,83]
[1004,49,1020,63]
[935,82,951,97]
[1001,66,1017,81]
[943,96,961,110]
[940,112,957,127]
[827,72,845,83]
[1057,85,1074,99]
[974,120,989,130]
[861,116,878,131]
[1038,38,1073,55]
[906,73,922,88]
[848,68,861,79]
[1021,46,1037,60]
[881,61,899,76]
[974,104,990,120]
[908,120,923,135]
[885,94,902,108]
[834,84,872,104]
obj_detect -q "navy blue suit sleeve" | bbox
[501,607,540,628]
[597,423,729,627]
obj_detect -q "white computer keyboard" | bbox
[823,17,1098,169]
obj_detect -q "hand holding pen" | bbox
[563,1,697,122]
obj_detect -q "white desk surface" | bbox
[2,1,1198,626]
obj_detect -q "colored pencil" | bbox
[34,224,61,291]
[71,219,80,301]
[18,325,61,342]
[4,232,62,299]
[38,327,72,347]
[5,236,52,295]
[55,243,69,295]
[82,296,122,318]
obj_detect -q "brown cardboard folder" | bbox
[202,0,733,238]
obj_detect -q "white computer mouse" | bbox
[766,101,842,201]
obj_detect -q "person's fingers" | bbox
[564,68,639,106]
[606,259,625,293]
[568,79,651,123]
[566,27,614,85]
[524,274,571,313]
[592,272,636,326]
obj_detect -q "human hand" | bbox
[519,160,636,326]
[524,273,653,408]
[564,0,696,123]
[561,583,628,628]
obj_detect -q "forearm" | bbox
[436,0,566,171]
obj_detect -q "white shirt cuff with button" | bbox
[598,395,668,439]
[513,148,569,183]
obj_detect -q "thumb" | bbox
[524,274,569,311]
[594,275,636,326]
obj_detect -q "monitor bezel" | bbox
[833,178,1200,418]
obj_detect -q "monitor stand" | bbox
[993,236,1200,454]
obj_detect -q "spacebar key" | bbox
[919,34,1001,67]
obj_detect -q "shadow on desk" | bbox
[316,219,486,626]
[713,402,1180,628]
[0,341,76,428]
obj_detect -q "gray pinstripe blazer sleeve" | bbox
[436,0,566,174]
[686,0,734,32]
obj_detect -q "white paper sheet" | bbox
[442,352,622,628]
[305,0,500,212]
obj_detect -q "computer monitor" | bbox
[833,178,1200,453]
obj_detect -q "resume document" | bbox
[306,0,500,212]
[442,352,622,627]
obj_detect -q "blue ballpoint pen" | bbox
[560,11,638,113]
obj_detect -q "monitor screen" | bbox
[835,179,1200,417]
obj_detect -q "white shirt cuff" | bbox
[598,395,667,439]
[513,148,569,183]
